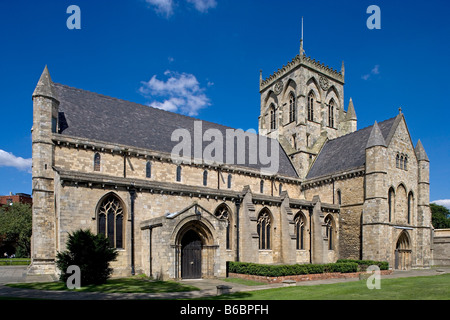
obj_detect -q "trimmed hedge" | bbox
[228,261,359,277]
[228,259,389,277]
[336,259,389,271]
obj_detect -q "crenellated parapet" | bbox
[260,54,345,92]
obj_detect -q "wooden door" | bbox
[181,230,202,279]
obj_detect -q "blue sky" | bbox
[0,0,449,207]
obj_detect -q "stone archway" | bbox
[395,231,411,270]
[174,219,216,279]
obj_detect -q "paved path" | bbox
[0,266,448,300]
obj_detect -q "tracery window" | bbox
[325,215,335,250]
[294,212,306,250]
[289,93,296,123]
[257,210,271,250]
[328,99,335,128]
[307,92,315,121]
[98,195,124,248]
[215,204,232,250]
[270,104,276,130]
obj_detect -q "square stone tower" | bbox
[258,40,357,179]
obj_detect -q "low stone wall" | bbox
[433,229,450,266]
[228,270,393,284]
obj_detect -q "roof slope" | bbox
[306,116,398,180]
[54,83,298,178]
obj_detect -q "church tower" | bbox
[258,33,356,179]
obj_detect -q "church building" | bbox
[28,39,433,279]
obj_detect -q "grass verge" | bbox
[206,273,450,300]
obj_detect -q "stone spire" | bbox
[32,65,58,101]
[366,121,386,148]
[341,61,345,77]
[346,98,357,121]
[415,139,429,162]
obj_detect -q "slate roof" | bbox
[53,83,299,178]
[306,116,399,180]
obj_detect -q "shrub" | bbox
[56,229,118,286]
[336,259,389,271]
[227,261,358,277]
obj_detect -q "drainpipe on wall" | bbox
[129,189,136,276]
[235,196,241,262]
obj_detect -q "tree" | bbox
[56,229,118,286]
[430,203,450,229]
[0,203,32,258]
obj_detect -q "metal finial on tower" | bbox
[300,17,305,56]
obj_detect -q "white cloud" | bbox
[145,0,174,18]
[432,200,450,210]
[0,150,32,172]
[139,70,211,116]
[186,0,217,12]
[362,64,380,80]
[145,0,217,17]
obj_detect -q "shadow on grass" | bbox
[7,277,200,294]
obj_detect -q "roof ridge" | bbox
[326,116,397,143]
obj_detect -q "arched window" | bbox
[94,153,101,172]
[98,194,124,248]
[396,154,400,168]
[289,93,296,123]
[176,165,182,182]
[146,161,152,178]
[257,209,271,250]
[203,170,208,186]
[400,155,404,170]
[279,183,283,196]
[325,215,335,250]
[388,187,395,222]
[215,204,232,250]
[404,156,408,170]
[227,174,232,189]
[294,212,306,250]
[328,99,335,128]
[260,180,264,194]
[408,192,413,224]
[337,190,342,205]
[270,104,276,130]
[307,91,315,121]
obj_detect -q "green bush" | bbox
[56,229,118,286]
[336,259,389,271]
[228,261,358,277]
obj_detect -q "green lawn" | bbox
[7,276,200,294]
[209,273,450,300]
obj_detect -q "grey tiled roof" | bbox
[54,83,299,178]
[306,116,398,180]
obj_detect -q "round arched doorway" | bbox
[395,231,411,270]
[181,230,202,279]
